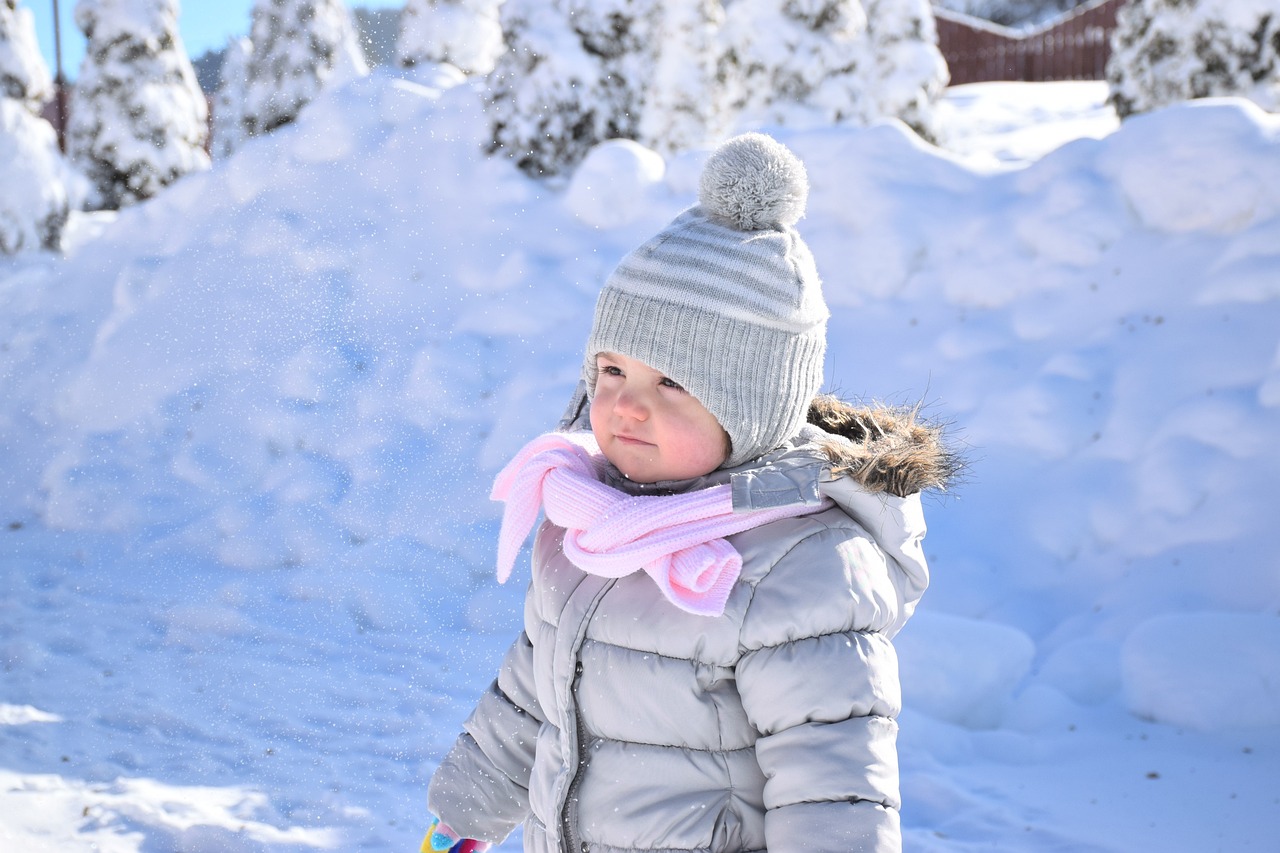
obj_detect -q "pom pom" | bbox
[698,133,809,231]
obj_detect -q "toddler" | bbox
[424,133,953,853]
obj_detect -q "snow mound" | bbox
[565,138,666,229]
[896,612,1035,729]
[0,704,63,725]
[1123,612,1280,730]
[1097,99,1280,234]
[0,768,341,851]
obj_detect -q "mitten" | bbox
[421,815,492,853]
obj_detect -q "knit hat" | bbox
[583,133,829,469]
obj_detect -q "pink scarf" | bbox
[491,432,829,617]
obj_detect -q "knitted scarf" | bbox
[491,432,829,617]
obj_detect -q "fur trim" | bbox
[807,395,960,498]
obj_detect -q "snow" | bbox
[397,0,503,76]
[564,139,667,229]
[1122,613,1280,731]
[2,72,1279,851]
[895,611,1035,729]
[0,99,75,253]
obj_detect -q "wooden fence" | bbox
[936,0,1127,85]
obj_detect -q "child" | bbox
[424,133,953,853]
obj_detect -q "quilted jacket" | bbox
[428,396,953,853]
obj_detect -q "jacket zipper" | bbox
[561,662,588,852]
[558,578,614,853]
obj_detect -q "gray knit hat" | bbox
[583,133,829,469]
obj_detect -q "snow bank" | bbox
[0,768,341,851]
[1097,99,1280,234]
[565,139,667,229]
[1123,613,1280,731]
[897,611,1035,729]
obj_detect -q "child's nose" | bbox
[614,387,649,420]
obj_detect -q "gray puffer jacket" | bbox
[429,397,954,853]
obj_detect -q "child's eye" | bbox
[598,365,623,378]
[660,377,686,392]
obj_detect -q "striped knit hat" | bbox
[583,133,829,469]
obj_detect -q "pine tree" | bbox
[486,0,659,177]
[241,0,368,138]
[0,0,72,252]
[860,0,949,142]
[721,0,872,128]
[67,0,210,210]
[1,0,49,106]
[1107,0,1280,118]
[563,0,661,143]
[398,0,503,75]
[211,36,251,158]
[637,0,729,155]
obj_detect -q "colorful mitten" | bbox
[421,815,492,853]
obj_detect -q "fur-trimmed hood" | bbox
[807,395,959,498]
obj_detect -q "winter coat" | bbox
[428,396,954,853]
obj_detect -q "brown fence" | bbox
[937,0,1127,86]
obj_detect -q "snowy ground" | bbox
[2,75,1279,851]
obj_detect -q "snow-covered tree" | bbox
[211,35,251,158]
[720,0,872,128]
[486,0,659,177]
[860,0,949,141]
[563,0,660,140]
[1,0,50,106]
[67,0,210,210]
[1107,0,1280,118]
[0,0,74,253]
[241,0,368,138]
[397,0,503,75]
[720,0,946,139]
[637,0,729,155]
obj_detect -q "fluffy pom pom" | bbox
[698,133,809,231]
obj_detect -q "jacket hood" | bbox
[806,395,958,498]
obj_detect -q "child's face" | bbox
[590,352,730,483]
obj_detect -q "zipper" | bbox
[555,577,614,853]
[561,660,588,853]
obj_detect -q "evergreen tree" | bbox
[860,0,949,142]
[398,0,503,75]
[211,35,251,158]
[1,0,50,106]
[67,0,208,210]
[486,0,659,177]
[720,0,872,128]
[1107,0,1280,118]
[241,0,368,138]
[638,0,728,155]
[563,0,660,142]
[0,0,73,252]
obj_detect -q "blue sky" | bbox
[26,0,401,80]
